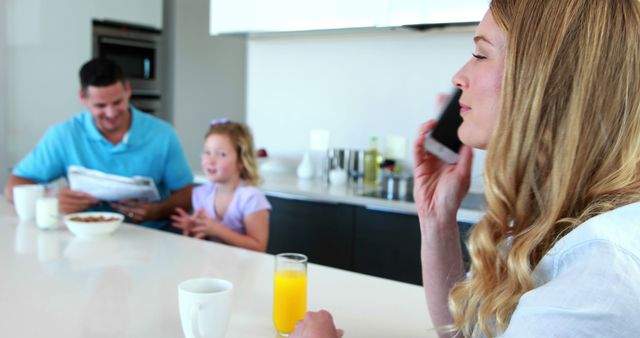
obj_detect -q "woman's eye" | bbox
[472,53,487,60]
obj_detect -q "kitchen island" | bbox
[0,198,436,337]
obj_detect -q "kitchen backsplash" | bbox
[246,26,486,193]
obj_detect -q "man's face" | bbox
[80,81,132,135]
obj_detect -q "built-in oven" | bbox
[129,94,162,115]
[92,20,162,115]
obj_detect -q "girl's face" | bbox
[452,10,507,149]
[201,134,242,184]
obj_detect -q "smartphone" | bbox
[423,88,463,164]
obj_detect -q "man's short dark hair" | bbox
[79,58,126,91]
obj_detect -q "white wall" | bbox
[93,0,163,29]
[246,27,486,192]
[5,0,91,172]
[168,0,247,171]
[0,0,8,188]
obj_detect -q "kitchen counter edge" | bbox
[195,173,484,224]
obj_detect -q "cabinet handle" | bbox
[100,36,156,49]
[266,191,340,205]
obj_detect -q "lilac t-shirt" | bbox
[192,182,271,235]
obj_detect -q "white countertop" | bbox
[197,172,485,223]
[0,199,437,338]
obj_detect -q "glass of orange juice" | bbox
[273,253,308,336]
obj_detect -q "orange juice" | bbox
[273,269,307,334]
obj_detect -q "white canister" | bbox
[398,177,408,198]
[329,168,348,186]
[36,197,59,229]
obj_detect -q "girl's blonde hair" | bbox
[449,0,640,336]
[206,120,262,186]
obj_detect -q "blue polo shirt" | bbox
[13,107,194,229]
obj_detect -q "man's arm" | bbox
[4,175,37,204]
[155,184,193,219]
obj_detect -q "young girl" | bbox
[172,118,271,252]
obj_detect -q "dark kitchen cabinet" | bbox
[266,195,354,270]
[353,206,423,285]
[458,221,473,270]
[353,207,474,285]
[266,194,474,286]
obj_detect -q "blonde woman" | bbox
[292,0,640,337]
[172,119,271,252]
[419,0,640,337]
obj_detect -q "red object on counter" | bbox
[257,148,268,158]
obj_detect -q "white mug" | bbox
[178,278,233,338]
[13,185,45,221]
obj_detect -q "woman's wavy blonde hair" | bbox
[206,121,262,186]
[449,0,640,336]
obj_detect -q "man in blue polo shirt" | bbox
[5,58,193,231]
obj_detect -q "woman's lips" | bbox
[459,103,471,116]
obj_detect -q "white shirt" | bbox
[498,202,640,337]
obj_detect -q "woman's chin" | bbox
[459,132,488,150]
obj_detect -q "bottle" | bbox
[363,136,383,185]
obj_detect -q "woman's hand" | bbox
[414,120,473,332]
[171,207,194,236]
[413,120,473,228]
[290,310,344,338]
[414,119,474,333]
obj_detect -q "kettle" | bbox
[346,149,366,185]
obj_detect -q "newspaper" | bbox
[67,165,160,202]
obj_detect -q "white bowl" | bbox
[63,212,124,238]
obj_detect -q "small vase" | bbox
[296,152,314,179]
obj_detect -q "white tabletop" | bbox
[0,200,436,338]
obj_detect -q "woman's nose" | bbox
[451,64,469,90]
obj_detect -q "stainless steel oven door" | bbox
[130,95,161,116]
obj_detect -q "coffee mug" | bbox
[178,278,233,338]
[13,185,45,221]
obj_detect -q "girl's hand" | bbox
[290,310,344,338]
[190,209,221,238]
[171,207,194,236]
[413,120,473,228]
